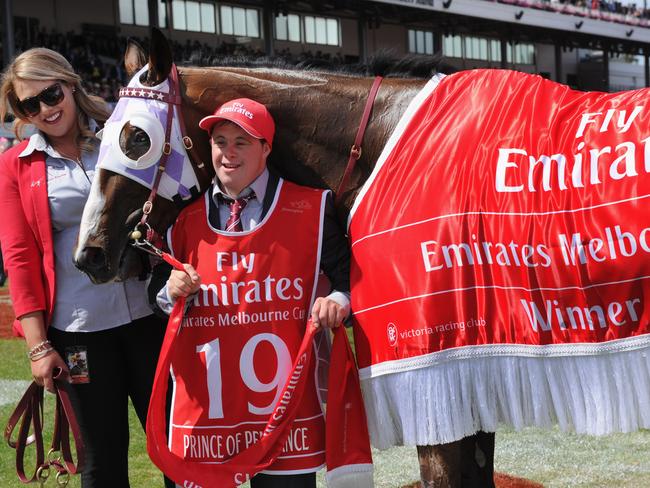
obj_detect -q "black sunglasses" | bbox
[16,82,65,117]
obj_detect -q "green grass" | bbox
[0,338,30,379]
[2,336,650,487]
[0,338,161,488]
[495,426,650,488]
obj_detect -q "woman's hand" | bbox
[168,263,201,301]
[310,297,346,329]
[31,350,69,393]
[20,311,68,393]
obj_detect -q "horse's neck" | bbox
[183,67,427,202]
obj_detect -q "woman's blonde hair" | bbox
[0,48,110,153]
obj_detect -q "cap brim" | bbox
[198,115,265,141]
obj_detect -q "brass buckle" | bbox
[182,136,193,150]
[163,142,172,155]
[142,201,153,215]
[350,144,362,160]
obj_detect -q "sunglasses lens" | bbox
[19,98,41,117]
[17,83,64,117]
[41,84,64,107]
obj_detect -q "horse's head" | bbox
[75,29,431,283]
[74,29,212,283]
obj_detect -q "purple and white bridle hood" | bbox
[96,64,200,201]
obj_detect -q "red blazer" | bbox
[0,140,55,336]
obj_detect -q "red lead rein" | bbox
[160,251,184,271]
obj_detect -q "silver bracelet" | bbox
[27,340,52,359]
[29,347,55,362]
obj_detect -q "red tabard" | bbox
[349,69,650,376]
[167,180,327,474]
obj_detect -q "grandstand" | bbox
[1,0,649,95]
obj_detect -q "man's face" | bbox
[210,121,270,197]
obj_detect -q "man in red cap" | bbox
[152,97,353,487]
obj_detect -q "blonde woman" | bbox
[0,48,169,487]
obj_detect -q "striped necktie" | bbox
[223,193,255,232]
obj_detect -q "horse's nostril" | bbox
[77,247,108,272]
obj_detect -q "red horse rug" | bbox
[349,69,650,448]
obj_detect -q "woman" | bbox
[0,48,167,487]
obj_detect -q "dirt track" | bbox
[401,473,543,488]
[0,288,15,339]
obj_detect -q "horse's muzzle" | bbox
[74,246,113,283]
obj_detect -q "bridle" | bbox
[118,67,382,257]
[116,63,209,255]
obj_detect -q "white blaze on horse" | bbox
[75,28,650,488]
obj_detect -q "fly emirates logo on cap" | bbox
[219,101,254,120]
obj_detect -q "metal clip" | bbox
[142,201,153,215]
[37,465,51,486]
[56,471,70,487]
[130,238,164,259]
[129,222,165,258]
[183,136,193,150]
[47,448,61,463]
[130,222,151,243]
[163,142,172,155]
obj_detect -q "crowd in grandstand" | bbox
[498,0,650,23]
[0,0,647,124]
[0,26,349,151]
[2,27,346,110]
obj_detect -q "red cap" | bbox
[199,98,275,148]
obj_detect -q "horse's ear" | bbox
[146,27,173,86]
[124,38,147,79]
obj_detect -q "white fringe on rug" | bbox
[326,463,374,488]
[361,344,650,449]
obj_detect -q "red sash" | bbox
[147,180,374,487]
[169,181,325,472]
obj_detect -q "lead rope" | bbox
[4,371,85,487]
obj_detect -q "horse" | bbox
[74,28,650,487]
[73,28,490,486]
[74,39,430,281]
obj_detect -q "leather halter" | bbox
[117,64,208,249]
[335,76,383,205]
[4,373,84,486]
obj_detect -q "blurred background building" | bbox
[1,0,649,140]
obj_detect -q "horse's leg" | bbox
[417,442,462,488]
[417,432,495,488]
[460,431,495,488]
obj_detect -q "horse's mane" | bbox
[179,52,454,79]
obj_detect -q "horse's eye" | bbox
[120,124,151,160]
[134,132,149,144]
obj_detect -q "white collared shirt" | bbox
[211,168,268,230]
[20,127,152,332]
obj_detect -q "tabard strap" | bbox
[335,76,383,205]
